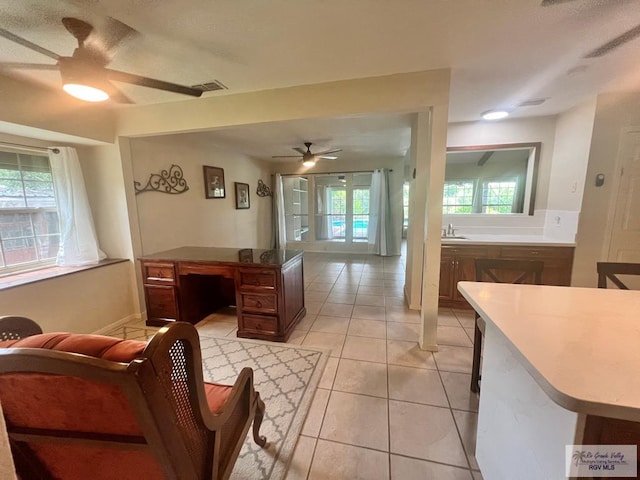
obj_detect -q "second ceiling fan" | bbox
[272,142,342,167]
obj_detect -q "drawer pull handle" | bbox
[530,251,540,255]
[256,301,263,308]
[256,323,262,330]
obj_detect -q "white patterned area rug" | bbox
[198,335,327,480]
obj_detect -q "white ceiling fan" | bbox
[272,142,341,167]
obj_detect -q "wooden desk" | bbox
[140,247,306,342]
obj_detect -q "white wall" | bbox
[76,144,136,259]
[0,74,114,143]
[131,135,272,254]
[0,261,137,333]
[573,92,640,287]
[544,99,597,242]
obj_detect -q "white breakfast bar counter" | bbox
[457,282,640,480]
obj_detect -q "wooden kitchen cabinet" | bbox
[439,244,574,309]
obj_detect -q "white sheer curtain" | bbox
[315,185,330,240]
[272,173,287,249]
[49,147,106,266]
[368,168,394,256]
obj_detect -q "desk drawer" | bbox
[241,293,277,313]
[239,269,277,290]
[142,262,176,285]
[240,314,277,334]
[145,285,178,320]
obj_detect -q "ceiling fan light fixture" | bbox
[302,158,316,167]
[59,57,109,102]
[481,109,510,120]
[62,83,109,102]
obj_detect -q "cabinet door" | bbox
[499,246,574,286]
[439,254,455,301]
[453,256,478,304]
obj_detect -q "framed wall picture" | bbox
[203,166,225,198]
[235,182,250,209]
[238,248,254,263]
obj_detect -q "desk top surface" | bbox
[458,282,640,421]
[140,246,303,266]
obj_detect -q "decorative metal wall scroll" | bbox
[134,164,189,195]
[256,179,272,197]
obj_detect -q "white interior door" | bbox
[606,130,640,288]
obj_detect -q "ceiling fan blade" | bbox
[584,23,640,58]
[292,147,306,154]
[84,16,140,65]
[0,62,59,70]
[318,155,338,160]
[107,82,134,104]
[105,68,204,97]
[316,148,342,155]
[272,155,303,158]
[0,28,61,61]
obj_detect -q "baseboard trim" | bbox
[92,313,142,335]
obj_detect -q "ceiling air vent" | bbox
[191,80,227,92]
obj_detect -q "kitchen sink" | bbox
[442,236,468,240]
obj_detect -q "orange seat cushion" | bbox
[0,332,147,362]
[204,382,233,414]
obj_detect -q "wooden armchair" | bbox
[597,262,640,289]
[470,258,544,393]
[0,319,266,480]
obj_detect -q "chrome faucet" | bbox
[447,223,455,236]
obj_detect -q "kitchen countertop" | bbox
[441,234,575,247]
[457,281,640,422]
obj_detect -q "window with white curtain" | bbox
[0,149,60,274]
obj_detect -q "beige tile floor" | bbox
[107,250,483,480]
[282,252,482,480]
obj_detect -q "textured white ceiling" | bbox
[1,0,640,159]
